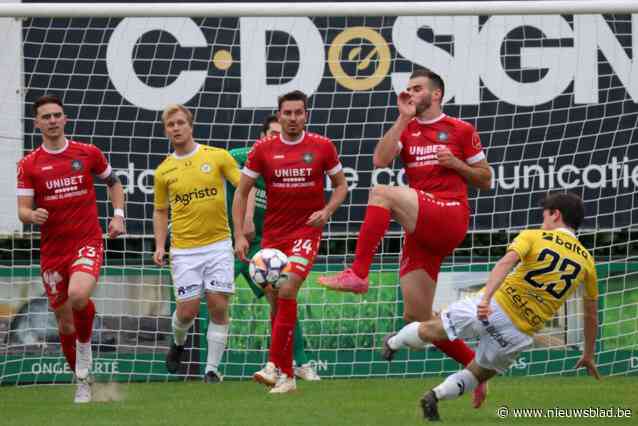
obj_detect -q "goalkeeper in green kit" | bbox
[227,115,320,381]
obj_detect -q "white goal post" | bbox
[1,1,637,385]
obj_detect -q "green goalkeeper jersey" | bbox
[227,147,266,243]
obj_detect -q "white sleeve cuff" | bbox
[241,167,260,179]
[98,164,113,179]
[17,188,34,196]
[466,151,486,165]
[327,163,343,176]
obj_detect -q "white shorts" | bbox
[441,295,534,374]
[170,239,235,301]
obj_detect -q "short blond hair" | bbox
[162,104,193,126]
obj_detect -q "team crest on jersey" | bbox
[71,159,83,171]
[303,152,314,164]
[200,163,212,173]
[437,131,449,142]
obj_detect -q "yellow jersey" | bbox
[154,144,240,249]
[494,228,598,335]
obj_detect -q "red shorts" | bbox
[40,241,104,310]
[400,191,469,281]
[266,234,321,281]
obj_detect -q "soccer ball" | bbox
[249,248,289,288]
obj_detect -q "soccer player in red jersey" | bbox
[318,68,493,407]
[233,90,348,393]
[16,95,125,403]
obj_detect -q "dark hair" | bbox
[33,95,64,116]
[541,192,585,230]
[261,114,278,136]
[410,68,445,101]
[277,90,308,111]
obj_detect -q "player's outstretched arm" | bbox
[152,208,169,266]
[477,250,520,319]
[17,196,48,225]
[103,172,126,238]
[232,174,256,262]
[575,298,601,380]
[373,92,414,168]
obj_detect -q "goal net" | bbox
[1,3,637,384]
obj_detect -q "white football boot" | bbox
[269,374,296,394]
[74,377,92,403]
[253,362,278,387]
[294,363,321,381]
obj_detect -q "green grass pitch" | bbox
[1,377,636,425]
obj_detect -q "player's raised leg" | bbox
[318,185,419,293]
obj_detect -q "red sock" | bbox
[73,299,96,344]
[59,332,76,372]
[433,339,475,366]
[351,205,391,279]
[269,298,297,377]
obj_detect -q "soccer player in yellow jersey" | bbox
[153,104,240,383]
[381,192,600,421]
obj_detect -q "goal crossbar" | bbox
[1,1,638,18]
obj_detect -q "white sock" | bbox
[388,322,426,350]
[205,321,229,374]
[433,369,479,401]
[172,311,194,346]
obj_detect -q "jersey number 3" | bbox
[523,248,581,300]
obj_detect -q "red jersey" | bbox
[243,131,342,245]
[399,114,485,206]
[17,140,111,257]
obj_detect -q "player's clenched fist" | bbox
[153,247,166,266]
[397,91,416,119]
[108,216,125,239]
[30,208,48,225]
[436,146,462,170]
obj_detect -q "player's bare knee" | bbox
[68,288,89,309]
[207,299,229,324]
[368,185,392,208]
[175,302,198,323]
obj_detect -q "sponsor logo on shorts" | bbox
[72,257,95,268]
[177,283,200,296]
[444,311,458,337]
[288,255,309,266]
[43,270,63,295]
[209,280,233,290]
[480,319,510,348]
